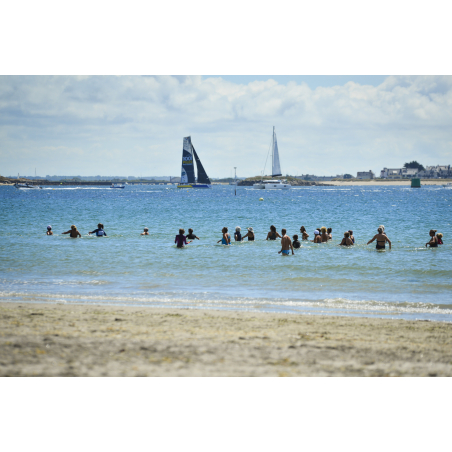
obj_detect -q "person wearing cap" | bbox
[278,229,294,255]
[141,227,149,236]
[339,231,354,246]
[46,225,53,236]
[62,225,81,238]
[242,227,255,241]
[311,230,322,243]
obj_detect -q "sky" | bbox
[1,75,452,179]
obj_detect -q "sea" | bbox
[1,184,451,322]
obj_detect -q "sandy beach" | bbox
[1,302,451,377]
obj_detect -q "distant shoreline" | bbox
[1,179,451,187]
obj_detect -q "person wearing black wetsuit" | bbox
[426,229,438,247]
[186,228,200,240]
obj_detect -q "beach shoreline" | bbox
[1,301,451,376]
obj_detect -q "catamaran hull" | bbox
[14,183,42,189]
[177,184,212,189]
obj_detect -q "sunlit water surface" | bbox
[1,184,451,321]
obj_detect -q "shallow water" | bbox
[1,184,451,321]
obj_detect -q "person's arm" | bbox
[242,233,249,240]
[266,232,270,240]
[195,236,200,240]
[62,230,71,234]
[386,236,392,249]
[88,229,98,235]
[367,235,377,245]
[276,232,282,238]
[290,241,294,255]
[77,231,81,238]
[339,238,345,246]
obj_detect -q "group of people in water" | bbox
[47,223,445,253]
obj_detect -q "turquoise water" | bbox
[1,184,451,321]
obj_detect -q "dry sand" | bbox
[1,302,451,377]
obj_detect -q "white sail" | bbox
[272,127,282,177]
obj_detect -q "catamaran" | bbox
[177,136,212,188]
[14,182,42,189]
[253,127,291,190]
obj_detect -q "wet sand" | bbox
[1,302,451,376]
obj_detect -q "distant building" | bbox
[357,170,375,179]
[380,168,418,178]
[418,165,451,178]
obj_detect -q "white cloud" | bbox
[0,75,451,177]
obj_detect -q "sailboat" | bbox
[253,127,291,189]
[177,136,212,189]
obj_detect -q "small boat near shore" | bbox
[110,184,125,189]
[442,182,452,188]
[14,182,42,189]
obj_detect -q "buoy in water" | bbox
[259,197,264,201]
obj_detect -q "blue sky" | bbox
[1,75,451,179]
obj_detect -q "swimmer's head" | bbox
[430,229,437,236]
[71,225,76,230]
[281,228,287,235]
[270,225,276,232]
[98,223,104,229]
[188,228,193,233]
[236,226,241,232]
[327,228,332,233]
[144,227,148,232]
[320,226,327,233]
[378,227,383,234]
[293,234,298,240]
[248,227,254,233]
[379,225,385,231]
[349,230,353,235]
[314,230,319,235]
[179,228,185,235]
[300,226,306,233]
[345,231,350,238]
[47,225,52,230]
[437,232,443,238]
[222,227,228,233]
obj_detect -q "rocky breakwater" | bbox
[238,178,332,187]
